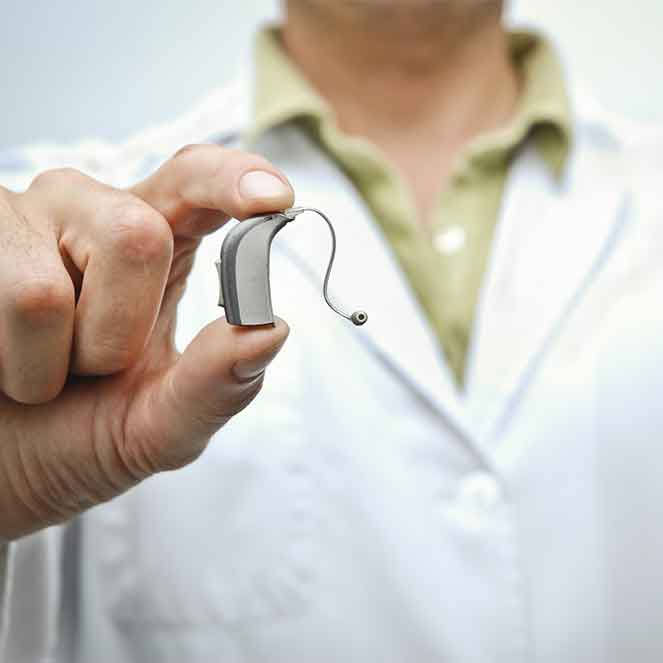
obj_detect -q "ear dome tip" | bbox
[351,311,368,326]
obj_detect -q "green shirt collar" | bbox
[248,26,572,179]
[248,26,330,146]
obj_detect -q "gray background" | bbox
[1,0,661,150]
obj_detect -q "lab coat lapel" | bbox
[465,141,630,442]
[258,128,478,446]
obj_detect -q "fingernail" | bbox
[233,336,288,382]
[239,170,291,200]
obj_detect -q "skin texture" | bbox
[0,145,294,540]
[282,0,518,222]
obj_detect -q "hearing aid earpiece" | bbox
[350,311,368,326]
[215,206,368,327]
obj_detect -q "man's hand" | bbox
[0,144,294,541]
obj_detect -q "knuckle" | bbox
[174,144,275,173]
[31,379,66,404]
[78,335,137,375]
[84,315,155,372]
[9,275,74,326]
[173,143,209,159]
[0,183,15,201]
[238,151,275,171]
[106,201,173,265]
[30,167,84,191]
[0,187,18,222]
[215,147,275,175]
[4,378,64,406]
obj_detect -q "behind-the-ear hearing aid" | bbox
[215,207,368,327]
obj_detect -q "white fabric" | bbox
[2,63,663,662]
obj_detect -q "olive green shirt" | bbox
[247,27,572,388]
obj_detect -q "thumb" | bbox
[148,317,289,467]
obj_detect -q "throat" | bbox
[281,6,520,224]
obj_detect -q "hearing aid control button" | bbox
[434,226,466,255]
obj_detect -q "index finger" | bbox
[130,144,295,237]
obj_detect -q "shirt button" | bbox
[458,472,502,511]
[433,226,466,255]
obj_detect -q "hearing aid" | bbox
[215,207,368,327]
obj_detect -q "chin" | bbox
[334,0,500,7]
[288,0,503,17]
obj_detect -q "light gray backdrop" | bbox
[1,0,661,150]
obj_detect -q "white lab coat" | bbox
[2,63,663,663]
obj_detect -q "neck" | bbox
[281,2,520,222]
[282,3,517,139]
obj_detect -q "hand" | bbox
[0,144,294,541]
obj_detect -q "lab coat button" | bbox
[458,472,502,511]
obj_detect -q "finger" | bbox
[143,317,289,469]
[130,144,295,237]
[0,193,75,403]
[70,199,174,375]
[24,169,174,375]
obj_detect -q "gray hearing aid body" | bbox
[215,207,367,327]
